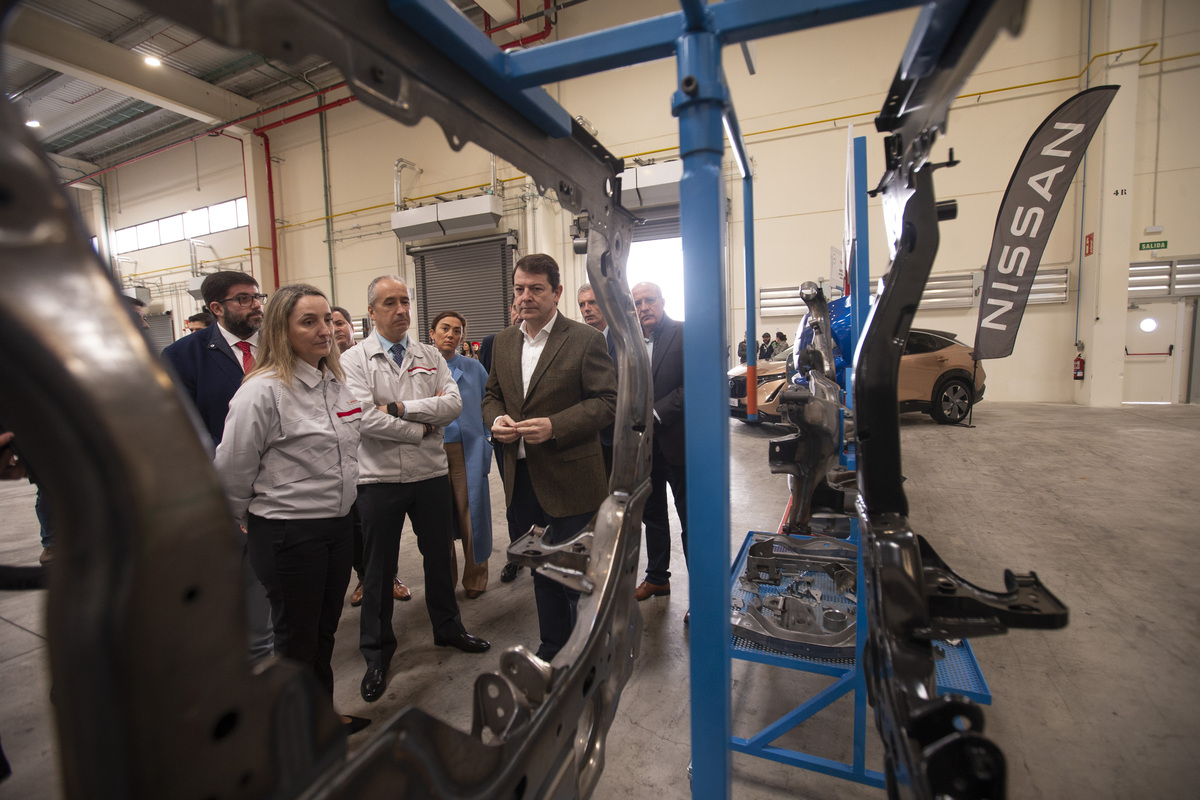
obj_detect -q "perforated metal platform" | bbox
[730,532,991,704]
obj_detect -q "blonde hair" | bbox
[246,283,344,386]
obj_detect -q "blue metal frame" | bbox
[674,27,734,799]
[379,3,964,797]
[742,149,758,423]
[844,135,871,471]
[729,528,886,787]
[729,140,885,788]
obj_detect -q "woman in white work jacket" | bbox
[215,283,369,734]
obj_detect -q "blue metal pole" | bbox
[674,26,732,800]
[850,136,870,349]
[849,134,874,783]
[743,171,758,423]
[845,135,870,471]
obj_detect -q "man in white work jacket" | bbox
[340,275,489,704]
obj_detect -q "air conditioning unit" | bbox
[121,286,152,305]
[391,194,503,240]
[619,160,682,209]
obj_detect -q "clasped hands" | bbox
[491,415,553,445]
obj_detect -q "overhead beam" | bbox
[6,7,259,126]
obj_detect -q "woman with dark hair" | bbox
[214,283,369,734]
[429,310,492,598]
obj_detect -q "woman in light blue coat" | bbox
[430,311,492,597]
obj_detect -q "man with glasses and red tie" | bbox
[162,269,273,659]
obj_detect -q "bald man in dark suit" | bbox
[630,281,687,603]
[482,254,616,661]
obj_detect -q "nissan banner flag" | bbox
[974,86,1118,360]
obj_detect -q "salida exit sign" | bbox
[1140,240,1168,251]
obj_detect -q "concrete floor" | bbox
[1,401,1198,798]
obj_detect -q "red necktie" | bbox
[235,341,255,374]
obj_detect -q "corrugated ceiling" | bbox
[2,0,542,169]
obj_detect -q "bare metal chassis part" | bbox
[0,1,654,798]
[0,0,1073,797]
[732,534,858,659]
[855,1,1069,797]
[743,535,856,594]
[770,282,845,535]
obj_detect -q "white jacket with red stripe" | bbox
[340,334,463,484]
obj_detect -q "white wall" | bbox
[87,0,1198,400]
[96,133,253,336]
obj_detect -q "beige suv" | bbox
[729,328,985,425]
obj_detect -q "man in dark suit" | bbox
[630,282,688,603]
[482,254,616,660]
[161,270,273,659]
[161,271,264,447]
[577,282,618,476]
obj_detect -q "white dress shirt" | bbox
[216,322,259,372]
[516,310,558,458]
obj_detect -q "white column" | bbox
[1076,0,1142,406]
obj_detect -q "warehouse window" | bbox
[111,196,248,255]
[409,234,517,345]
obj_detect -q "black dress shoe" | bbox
[433,631,491,653]
[360,667,386,702]
[500,563,522,583]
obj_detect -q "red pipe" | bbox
[65,82,350,187]
[484,0,530,35]
[250,94,359,290]
[251,95,357,135]
[253,130,281,292]
[500,15,552,50]
[486,0,554,50]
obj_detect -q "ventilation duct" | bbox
[391,194,503,241]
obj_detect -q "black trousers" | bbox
[246,512,353,697]
[351,501,363,581]
[509,460,594,661]
[357,478,463,671]
[643,441,688,586]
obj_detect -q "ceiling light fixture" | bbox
[144,55,162,67]
[25,119,40,128]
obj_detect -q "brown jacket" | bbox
[482,315,616,517]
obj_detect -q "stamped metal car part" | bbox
[742,534,857,588]
[732,535,859,660]
[0,0,651,798]
[0,1,1077,798]
[732,592,857,660]
[769,282,847,534]
[854,1,1069,797]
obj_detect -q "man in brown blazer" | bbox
[482,253,616,661]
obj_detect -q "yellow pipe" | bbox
[129,252,249,277]
[260,41,1191,228]
[275,176,532,233]
[622,43,1179,158]
[275,200,394,232]
[1139,50,1200,68]
[404,175,524,203]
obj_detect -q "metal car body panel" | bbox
[0,1,652,798]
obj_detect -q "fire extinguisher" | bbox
[1073,354,1085,380]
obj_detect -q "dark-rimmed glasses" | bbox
[217,293,267,308]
